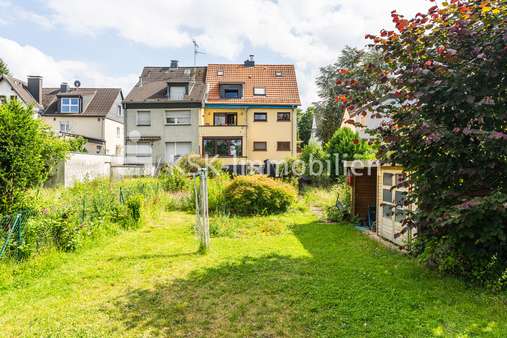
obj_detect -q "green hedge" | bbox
[224,175,297,216]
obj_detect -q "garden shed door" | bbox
[377,167,412,247]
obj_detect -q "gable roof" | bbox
[41,87,122,118]
[0,74,40,107]
[125,66,206,104]
[206,64,301,106]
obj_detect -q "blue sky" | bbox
[0,0,431,106]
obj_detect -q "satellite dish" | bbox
[74,80,81,88]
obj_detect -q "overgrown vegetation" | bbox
[0,178,165,259]
[0,58,9,76]
[0,100,69,215]
[340,0,507,288]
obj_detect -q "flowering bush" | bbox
[340,0,507,287]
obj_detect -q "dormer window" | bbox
[217,70,224,76]
[61,97,80,113]
[253,87,266,96]
[220,84,243,99]
[168,84,188,100]
[275,71,283,77]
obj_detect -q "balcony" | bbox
[199,125,247,138]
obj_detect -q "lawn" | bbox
[1,209,506,337]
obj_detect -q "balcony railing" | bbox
[199,125,247,137]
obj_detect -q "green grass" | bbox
[1,210,507,337]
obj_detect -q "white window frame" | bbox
[61,97,80,113]
[59,121,71,133]
[253,87,266,96]
[136,111,151,126]
[169,86,186,100]
[166,142,192,163]
[165,110,191,125]
[117,105,122,117]
[116,127,121,138]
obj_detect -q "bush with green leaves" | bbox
[224,175,297,216]
[325,127,374,178]
[0,100,69,215]
[159,166,188,192]
[176,154,223,177]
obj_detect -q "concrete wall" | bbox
[125,107,200,164]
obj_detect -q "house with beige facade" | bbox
[123,61,206,165]
[202,57,300,171]
[0,74,44,115]
[40,82,124,156]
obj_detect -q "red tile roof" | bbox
[206,64,300,106]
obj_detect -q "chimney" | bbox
[170,60,179,68]
[60,82,69,93]
[244,55,255,67]
[27,76,43,104]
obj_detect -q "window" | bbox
[220,84,243,99]
[10,95,17,101]
[253,112,267,122]
[277,142,291,151]
[224,89,240,98]
[253,87,266,96]
[96,145,103,154]
[116,127,121,138]
[382,170,410,226]
[129,144,152,158]
[253,142,267,151]
[166,110,191,125]
[168,86,187,100]
[166,142,192,163]
[275,71,283,77]
[61,97,80,113]
[217,70,224,76]
[277,112,291,121]
[0,96,6,104]
[137,111,151,126]
[59,121,70,133]
[213,113,237,126]
[203,138,242,157]
[117,105,122,117]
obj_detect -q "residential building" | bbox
[0,74,44,115]
[40,82,124,155]
[123,61,206,164]
[203,56,300,170]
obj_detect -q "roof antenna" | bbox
[192,39,206,66]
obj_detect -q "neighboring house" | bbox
[203,56,300,169]
[340,97,395,140]
[124,61,206,165]
[40,82,124,156]
[0,75,44,115]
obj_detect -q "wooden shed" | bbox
[344,161,414,247]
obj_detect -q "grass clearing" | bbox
[1,208,506,337]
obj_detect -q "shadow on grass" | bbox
[107,252,198,262]
[112,221,507,337]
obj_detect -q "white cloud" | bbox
[9,0,432,106]
[0,0,54,30]
[0,37,138,93]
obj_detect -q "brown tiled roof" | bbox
[0,75,40,107]
[42,87,122,117]
[125,66,206,103]
[206,64,300,106]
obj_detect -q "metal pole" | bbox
[198,168,210,252]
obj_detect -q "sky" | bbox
[0,0,433,107]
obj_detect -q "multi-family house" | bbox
[40,82,125,155]
[123,61,206,164]
[0,75,44,115]
[202,57,300,170]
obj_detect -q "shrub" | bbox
[325,128,374,178]
[188,173,230,214]
[125,194,143,228]
[159,167,188,192]
[176,154,223,177]
[224,175,297,216]
[0,100,69,214]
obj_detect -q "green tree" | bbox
[315,47,387,143]
[325,127,373,178]
[297,106,315,147]
[0,100,69,214]
[0,58,9,76]
[345,0,507,287]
